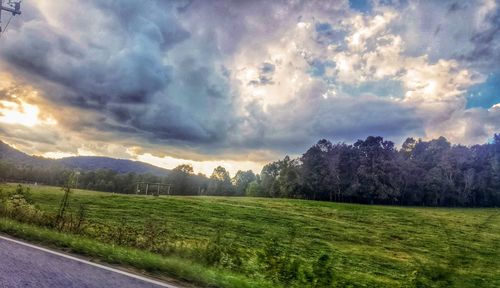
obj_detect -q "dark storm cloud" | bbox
[463,8,500,69]
[448,2,464,13]
[0,0,236,146]
[0,125,60,145]
[235,86,425,154]
[3,20,177,107]
[395,0,500,71]
[90,0,191,50]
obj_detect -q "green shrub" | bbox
[312,254,335,287]
[201,220,246,271]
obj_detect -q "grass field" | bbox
[0,183,499,287]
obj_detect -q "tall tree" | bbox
[301,139,334,200]
[260,161,282,198]
[353,136,400,204]
[208,166,233,196]
[233,170,256,196]
[168,164,196,195]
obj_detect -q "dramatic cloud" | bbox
[0,0,498,174]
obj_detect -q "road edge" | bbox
[0,234,181,288]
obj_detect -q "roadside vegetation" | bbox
[0,183,499,287]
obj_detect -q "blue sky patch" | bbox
[308,59,335,77]
[349,0,372,14]
[466,72,500,109]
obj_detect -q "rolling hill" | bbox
[0,141,170,176]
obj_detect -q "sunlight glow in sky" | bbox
[0,100,38,127]
[0,100,55,127]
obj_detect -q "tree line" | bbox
[250,135,500,207]
[1,134,499,207]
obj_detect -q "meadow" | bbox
[0,183,499,287]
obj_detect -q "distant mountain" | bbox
[0,141,53,166]
[0,141,170,176]
[58,156,170,176]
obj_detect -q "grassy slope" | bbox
[1,183,499,287]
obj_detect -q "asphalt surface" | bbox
[0,236,179,288]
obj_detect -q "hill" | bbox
[0,183,498,288]
[0,141,52,167]
[0,141,169,176]
[58,156,170,176]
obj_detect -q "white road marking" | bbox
[0,235,180,288]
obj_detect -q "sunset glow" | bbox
[0,100,44,127]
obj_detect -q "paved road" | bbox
[0,236,179,288]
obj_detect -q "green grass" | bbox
[1,183,499,287]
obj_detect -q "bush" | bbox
[0,186,52,227]
[312,254,335,287]
[200,220,246,271]
[257,237,311,286]
[15,184,33,204]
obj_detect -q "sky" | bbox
[0,0,499,175]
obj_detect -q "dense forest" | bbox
[1,134,499,207]
[255,135,500,207]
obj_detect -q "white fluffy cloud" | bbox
[227,1,498,147]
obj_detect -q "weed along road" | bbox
[0,236,180,288]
